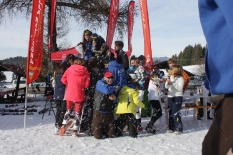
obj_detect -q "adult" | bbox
[114,41,129,70]
[198,1,233,154]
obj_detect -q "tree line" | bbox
[170,44,206,66]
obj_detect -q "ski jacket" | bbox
[54,75,65,100]
[115,86,145,116]
[165,75,184,97]
[94,79,116,113]
[115,49,129,70]
[61,64,90,102]
[148,80,160,101]
[107,60,127,89]
[199,0,233,94]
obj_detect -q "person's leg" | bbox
[55,100,61,127]
[104,113,115,138]
[115,114,127,137]
[72,102,84,136]
[167,98,174,131]
[171,97,183,133]
[146,100,162,132]
[62,100,73,125]
[58,100,66,127]
[85,98,93,135]
[202,95,233,155]
[92,111,104,139]
[127,114,138,138]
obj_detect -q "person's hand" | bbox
[166,78,172,85]
[115,86,119,91]
[142,107,146,110]
[109,94,116,100]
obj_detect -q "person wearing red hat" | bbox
[91,71,119,139]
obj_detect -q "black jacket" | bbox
[116,50,129,71]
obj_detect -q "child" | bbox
[165,65,184,135]
[53,64,66,135]
[145,73,163,133]
[91,72,119,139]
[60,58,90,137]
[115,82,145,138]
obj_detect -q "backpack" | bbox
[183,70,190,91]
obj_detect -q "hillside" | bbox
[0,56,27,69]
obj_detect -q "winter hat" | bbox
[104,72,114,77]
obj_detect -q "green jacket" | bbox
[115,86,145,116]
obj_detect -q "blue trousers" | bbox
[167,96,183,132]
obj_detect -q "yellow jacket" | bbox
[115,86,145,116]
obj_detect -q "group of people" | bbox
[49,29,190,139]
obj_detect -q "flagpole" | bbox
[24,83,28,130]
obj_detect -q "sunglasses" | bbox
[106,76,114,79]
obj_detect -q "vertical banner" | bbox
[49,0,57,48]
[106,0,119,50]
[26,0,46,84]
[126,1,135,57]
[139,0,153,67]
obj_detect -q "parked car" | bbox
[0,83,7,88]
[12,79,26,88]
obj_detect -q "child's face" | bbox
[130,60,136,66]
[168,62,175,69]
[114,45,121,51]
[104,76,114,85]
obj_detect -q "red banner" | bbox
[49,0,56,48]
[26,0,46,84]
[126,1,135,57]
[106,0,119,50]
[139,0,152,67]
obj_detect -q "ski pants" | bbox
[115,113,138,138]
[62,101,84,130]
[167,96,183,132]
[202,94,233,155]
[149,100,162,124]
[91,110,115,139]
[55,100,66,127]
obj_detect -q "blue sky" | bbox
[0,0,206,60]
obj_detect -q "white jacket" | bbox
[148,80,160,101]
[165,75,184,97]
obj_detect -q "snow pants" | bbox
[115,113,138,138]
[167,96,183,132]
[202,94,233,155]
[91,110,115,139]
[148,100,162,125]
[62,101,84,130]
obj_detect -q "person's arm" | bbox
[132,91,145,109]
[84,69,90,89]
[96,80,117,95]
[172,76,184,92]
[61,70,68,86]
[120,52,129,70]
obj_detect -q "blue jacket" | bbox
[96,79,116,95]
[107,60,127,89]
[199,0,233,94]
[54,75,65,100]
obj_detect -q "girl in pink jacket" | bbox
[60,58,90,137]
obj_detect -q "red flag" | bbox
[139,0,153,68]
[126,1,135,57]
[106,0,119,50]
[49,0,56,48]
[26,0,46,84]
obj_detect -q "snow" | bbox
[0,94,211,155]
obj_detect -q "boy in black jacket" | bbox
[92,72,119,139]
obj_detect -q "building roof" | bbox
[0,63,26,77]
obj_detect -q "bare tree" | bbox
[0,0,137,51]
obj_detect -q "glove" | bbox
[138,81,144,89]
[129,66,135,72]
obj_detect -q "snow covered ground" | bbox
[0,94,211,155]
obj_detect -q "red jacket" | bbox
[61,64,90,102]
